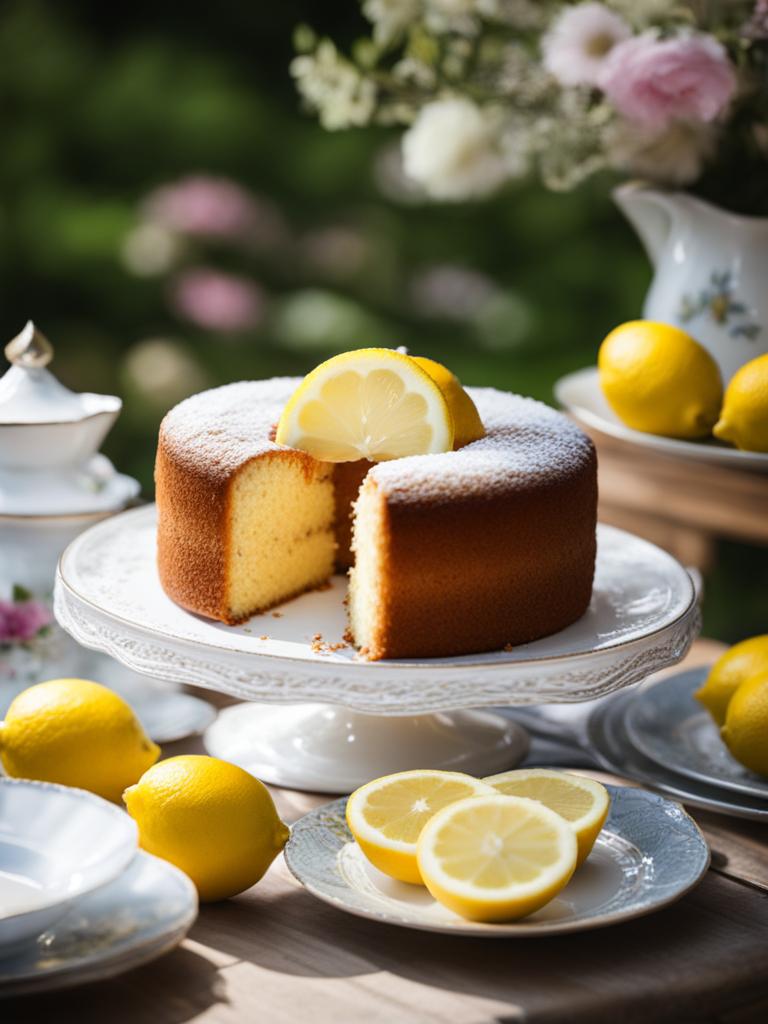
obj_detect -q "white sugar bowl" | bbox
[0,322,140,694]
[0,322,139,519]
[0,321,122,471]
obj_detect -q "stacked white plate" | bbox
[555,367,768,472]
[587,667,768,822]
[0,778,197,996]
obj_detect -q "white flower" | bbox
[542,2,631,87]
[291,41,376,130]
[606,118,718,186]
[402,97,513,200]
[363,0,420,46]
[121,223,180,277]
[425,0,482,36]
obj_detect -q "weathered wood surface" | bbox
[6,640,768,1024]
[586,430,768,571]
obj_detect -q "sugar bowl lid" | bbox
[0,322,139,516]
[0,321,121,424]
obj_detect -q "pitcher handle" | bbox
[613,183,678,269]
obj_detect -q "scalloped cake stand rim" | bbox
[53,505,701,714]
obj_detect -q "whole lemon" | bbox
[412,356,485,448]
[124,755,290,901]
[598,321,722,439]
[713,353,768,452]
[695,636,768,726]
[0,678,159,802]
[721,672,768,776]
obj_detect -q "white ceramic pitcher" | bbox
[614,183,768,383]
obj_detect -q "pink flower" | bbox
[170,268,265,332]
[0,599,52,644]
[144,176,285,246]
[743,1,768,40]
[598,33,737,130]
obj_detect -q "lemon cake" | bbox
[155,378,597,659]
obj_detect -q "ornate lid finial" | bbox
[5,321,54,369]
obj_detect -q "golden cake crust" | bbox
[155,379,597,655]
[358,388,597,658]
[155,380,326,623]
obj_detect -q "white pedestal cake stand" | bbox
[54,505,700,793]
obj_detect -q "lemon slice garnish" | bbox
[411,356,485,449]
[346,769,494,884]
[275,348,454,462]
[417,794,578,922]
[483,769,610,867]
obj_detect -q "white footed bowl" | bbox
[0,778,137,951]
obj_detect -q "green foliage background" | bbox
[1,0,765,639]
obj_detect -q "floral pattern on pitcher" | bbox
[678,270,762,342]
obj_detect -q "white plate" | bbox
[54,505,699,713]
[132,690,217,744]
[86,655,218,743]
[587,689,768,822]
[0,851,197,996]
[555,367,768,472]
[624,668,768,800]
[284,786,709,937]
[0,454,141,517]
[0,778,137,949]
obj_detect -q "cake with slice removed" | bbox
[155,375,597,659]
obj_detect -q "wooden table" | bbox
[6,640,768,1024]
[587,431,768,572]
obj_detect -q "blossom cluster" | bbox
[291,1,766,205]
[0,589,52,648]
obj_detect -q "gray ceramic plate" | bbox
[588,689,768,822]
[624,668,768,800]
[0,852,197,997]
[284,786,708,937]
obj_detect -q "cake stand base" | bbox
[204,704,529,794]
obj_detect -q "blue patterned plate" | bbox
[588,689,768,822]
[284,786,708,936]
[624,668,768,800]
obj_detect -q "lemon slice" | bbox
[417,794,578,922]
[483,769,609,867]
[411,356,485,449]
[275,348,454,462]
[346,769,494,884]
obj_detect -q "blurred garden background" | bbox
[1,0,765,638]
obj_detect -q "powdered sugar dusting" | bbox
[159,378,297,476]
[160,380,593,490]
[370,388,594,501]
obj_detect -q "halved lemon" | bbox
[411,356,485,449]
[417,794,578,922]
[346,769,494,884]
[275,348,454,462]
[483,769,610,867]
